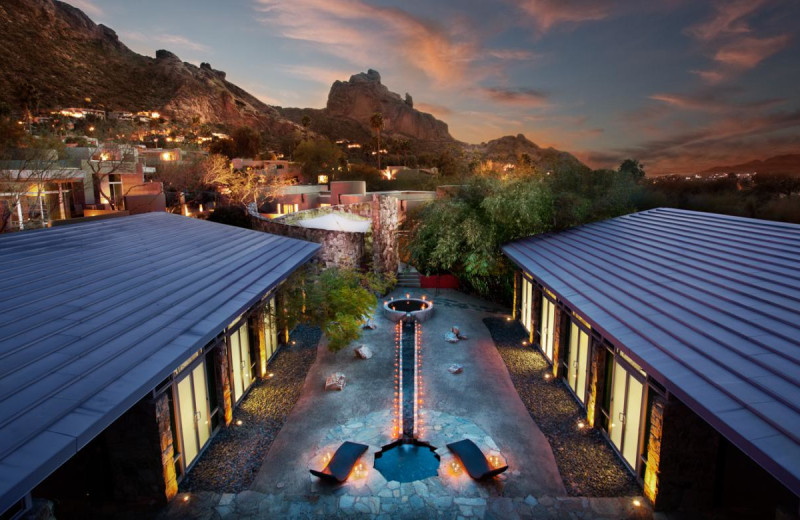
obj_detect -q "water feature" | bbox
[374,301,440,482]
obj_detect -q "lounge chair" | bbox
[446,439,508,480]
[309,441,369,483]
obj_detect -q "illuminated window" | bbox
[317,174,329,184]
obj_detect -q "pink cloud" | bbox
[685,2,791,84]
[511,0,614,31]
[649,92,786,112]
[713,35,791,68]
[691,69,726,85]
[685,0,766,41]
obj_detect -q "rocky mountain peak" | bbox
[324,70,452,142]
[349,69,382,84]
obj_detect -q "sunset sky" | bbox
[72,0,799,174]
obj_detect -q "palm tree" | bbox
[370,112,384,170]
[301,115,311,141]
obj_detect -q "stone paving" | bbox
[158,290,652,519]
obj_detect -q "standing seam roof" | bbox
[502,208,800,497]
[0,212,320,512]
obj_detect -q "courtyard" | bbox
[158,289,650,519]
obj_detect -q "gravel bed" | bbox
[179,325,321,493]
[483,317,641,497]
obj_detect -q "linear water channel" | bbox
[401,320,416,438]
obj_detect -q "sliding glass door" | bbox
[263,296,279,363]
[540,295,556,362]
[609,357,646,469]
[176,361,211,469]
[521,277,534,335]
[229,320,253,403]
[567,322,590,403]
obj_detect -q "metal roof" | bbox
[0,213,319,512]
[502,208,800,497]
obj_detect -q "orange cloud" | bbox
[479,87,549,107]
[415,102,454,117]
[610,109,800,174]
[255,0,479,87]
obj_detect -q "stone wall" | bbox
[646,395,720,511]
[371,194,398,274]
[102,396,171,505]
[252,217,365,268]
[250,199,400,273]
[155,393,178,502]
[551,306,564,378]
[215,343,233,426]
[586,341,607,429]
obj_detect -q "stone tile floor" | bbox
[158,290,652,519]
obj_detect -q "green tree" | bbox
[370,112,384,170]
[619,158,646,181]
[293,139,343,179]
[231,126,262,158]
[208,138,237,159]
[301,115,311,141]
[277,266,393,352]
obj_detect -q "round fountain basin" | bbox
[383,298,434,323]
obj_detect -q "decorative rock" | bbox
[354,345,373,359]
[325,373,346,391]
[444,331,459,343]
[363,319,377,330]
[452,325,469,340]
[448,364,463,374]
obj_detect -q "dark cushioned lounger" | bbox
[309,441,369,483]
[446,439,509,480]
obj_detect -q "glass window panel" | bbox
[610,360,626,450]
[568,322,578,390]
[230,328,243,401]
[240,325,252,393]
[577,331,589,402]
[192,363,210,450]
[623,377,644,468]
[177,374,198,467]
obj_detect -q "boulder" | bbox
[363,318,377,330]
[354,345,373,359]
[448,364,463,374]
[444,331,459,343]
[325,373,346,391]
